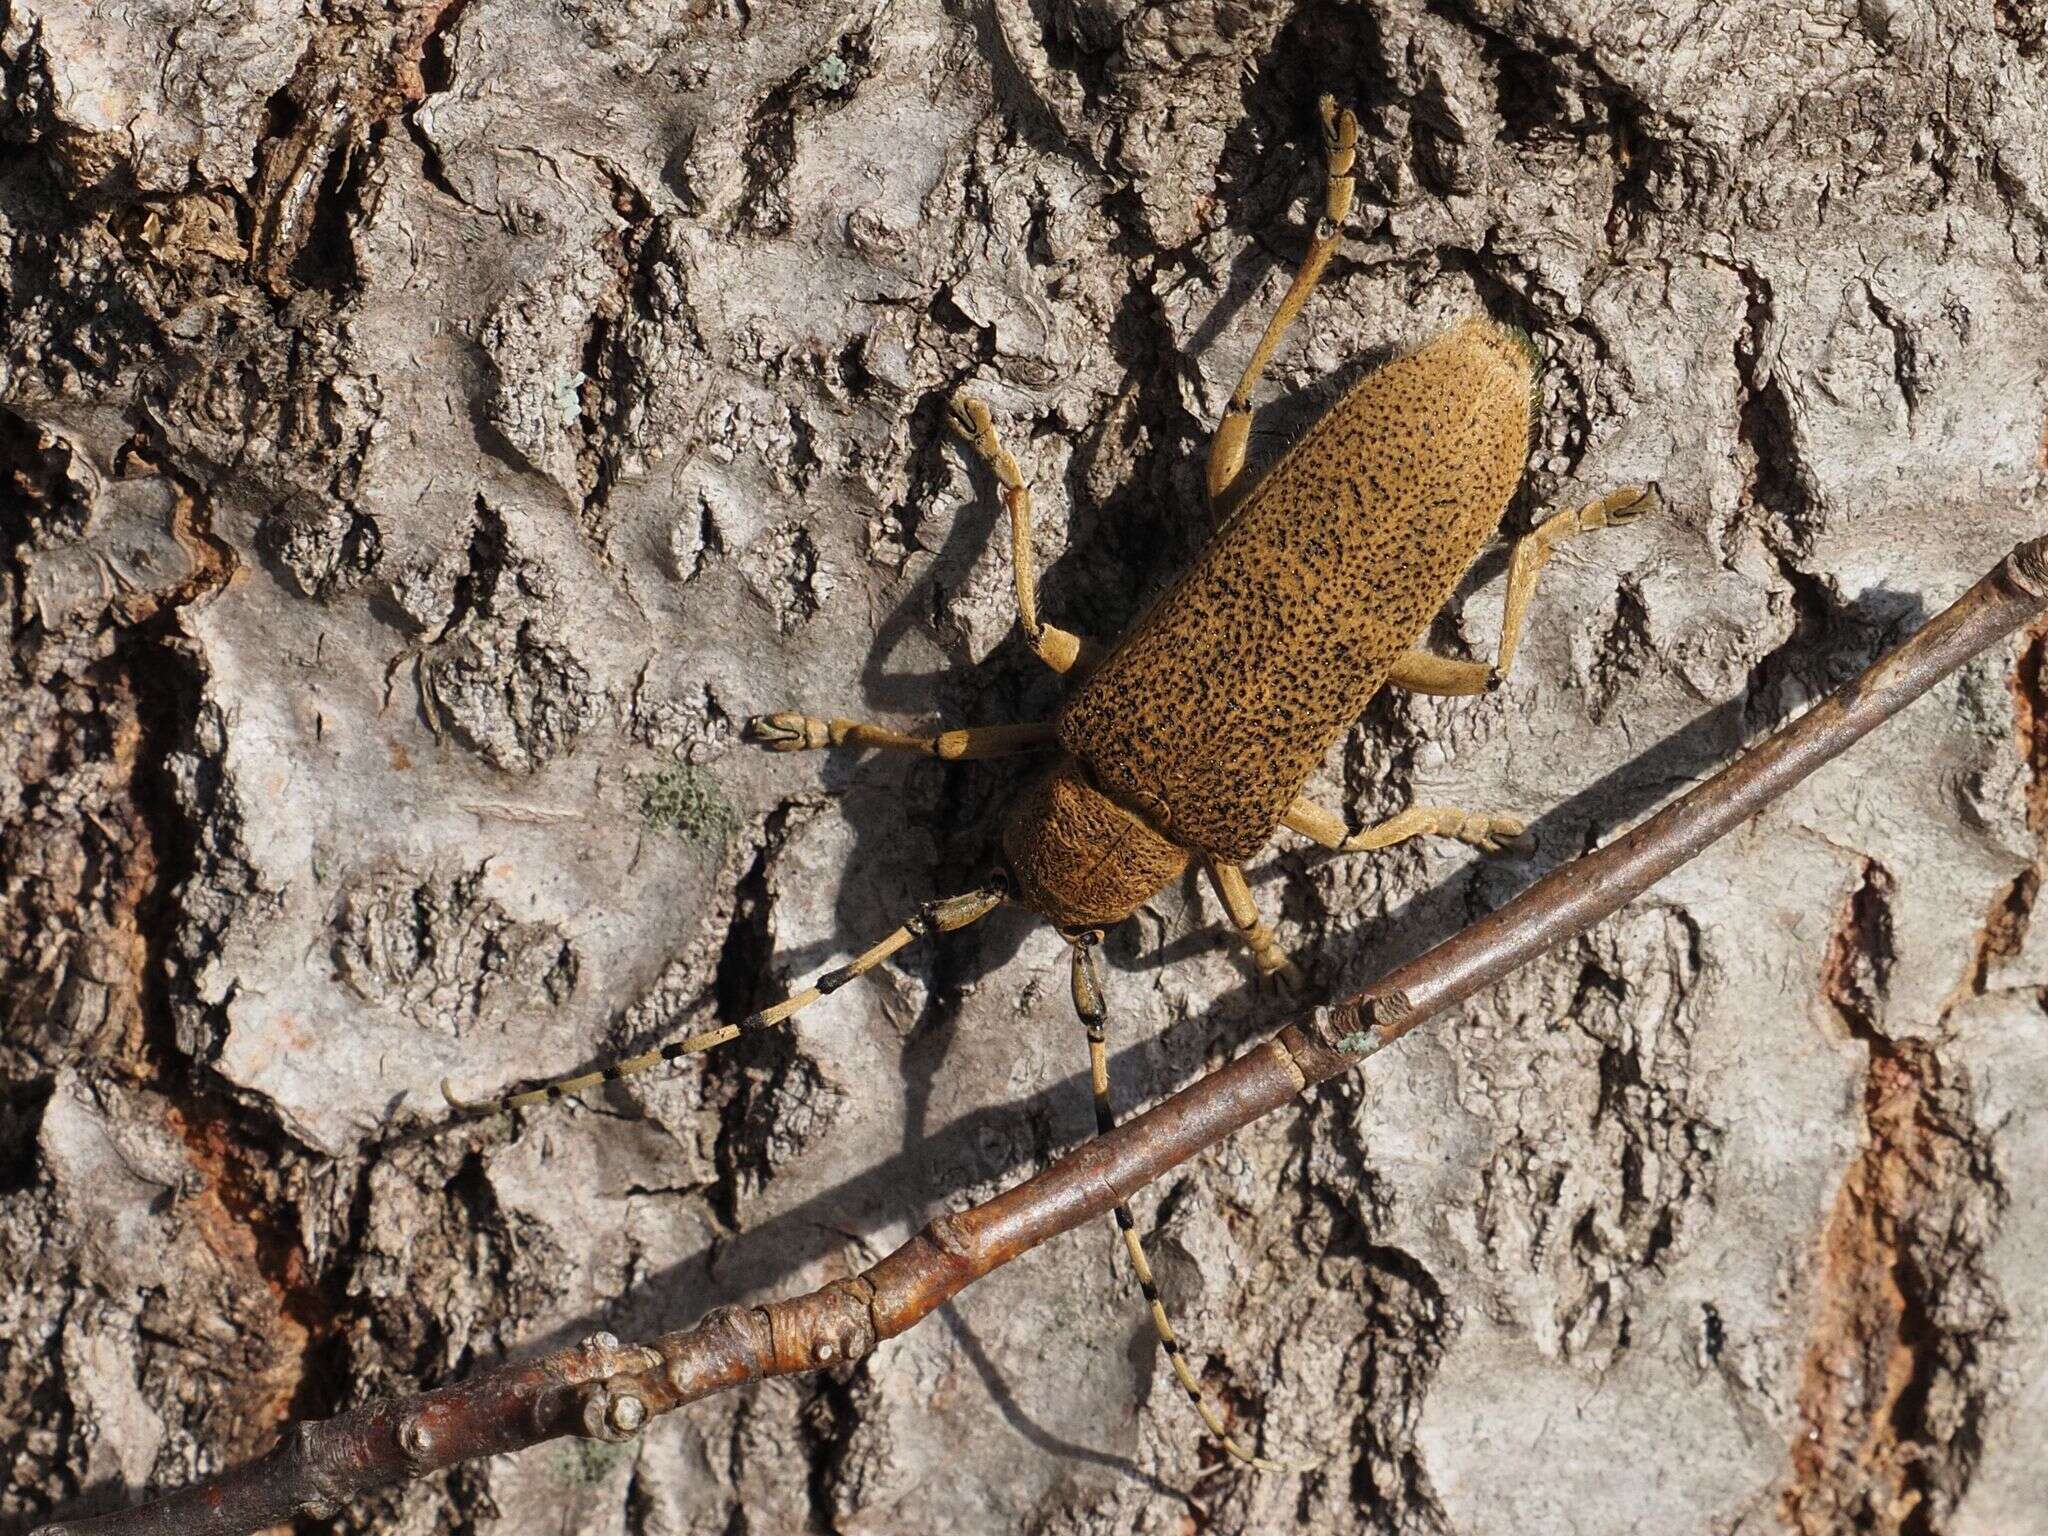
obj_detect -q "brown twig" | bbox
[37,534,2048,1536]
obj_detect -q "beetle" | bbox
[445,96,1654,1470]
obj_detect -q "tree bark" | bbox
[4,3,2046,1535]
[33,531,2048,1536]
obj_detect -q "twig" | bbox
[38,534,2048,1536]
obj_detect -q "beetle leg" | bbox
[1388,484,1660,695]
[1205,859,1304,993]
[1283,796,1531,854]
[440,881,1007,1119]
[1069,939,1310,1474]
[743,714,1057,760]
[1494,484,1659,681]
[946,393,1102,677]
[1205,94,1359,514]
[1385,649,1492,695]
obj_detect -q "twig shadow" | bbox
[936,1301,1195,1503]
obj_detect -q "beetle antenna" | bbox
[1070,937,1317,1474]
[441,879,1008,1120]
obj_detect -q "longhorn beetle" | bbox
[445,96,1656,1470]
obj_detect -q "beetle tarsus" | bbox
[744,711,830,751]
[440,1077,476,1112]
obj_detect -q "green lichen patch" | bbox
[638,761,739,847]
[810,51,852,92]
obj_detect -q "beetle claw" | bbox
[946,393,989,441]
[1465,814,1530,853]
[1494,822,1537,854]
[1602,483,1661,525]
[1260,959,1305,997]
[744,712,826,751]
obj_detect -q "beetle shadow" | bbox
[504,574,1925,1353]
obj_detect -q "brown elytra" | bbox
[1026,318,1534,925]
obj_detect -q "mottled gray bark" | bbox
[3,2,2045,1534]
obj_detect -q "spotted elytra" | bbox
[445,95,1656,1471]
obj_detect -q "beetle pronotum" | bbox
[445,95,1654,1468]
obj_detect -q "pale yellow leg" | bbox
[1389,485,1660,694]
[441,883,1007,1119]
[1495,486,1658,678]
[1283,797,1529,854]
[1069,941,1309,1474]
[1206,96,1359,511]
[1384,649,1492,696]
[744,714,1057,760]
[945,395,1099,677]
[1205,860,1303,993]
